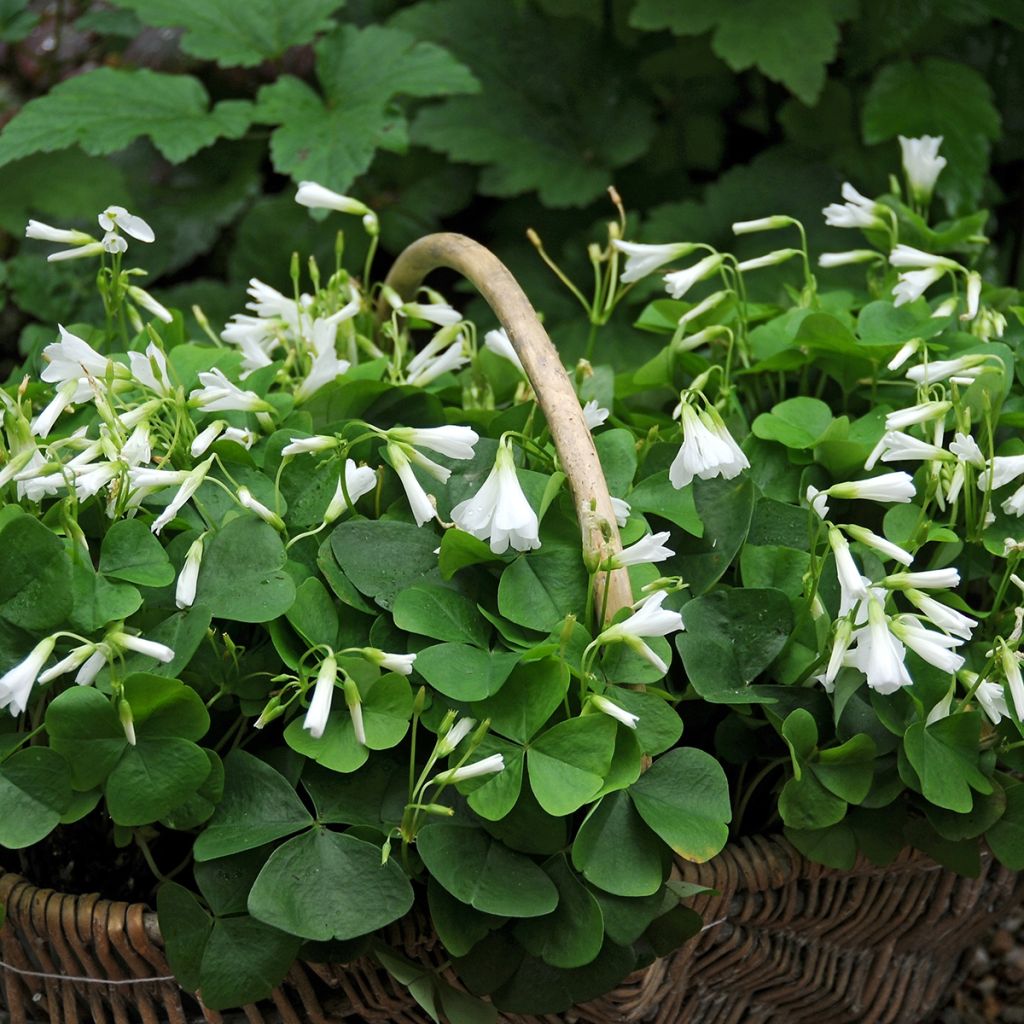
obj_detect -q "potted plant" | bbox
[1,138,1023,1024]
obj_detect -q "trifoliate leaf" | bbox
[254,23,478,191]
[630,0,850,105]
[395,0,655,207]
[111,0,346,67]
[862,58,1001,211]
[0,69,253,167]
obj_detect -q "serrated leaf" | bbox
[0,68,253,167]
[630,0,848,104]
[397,0,655,206]
[862,58,1001,211]
[254,23,477,191]
[112,0,345,67]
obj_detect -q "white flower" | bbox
[980,454,1024,491]
[823,618,854,689]
[899,135,947,204]
[403,302,462,327]
[0,636,57,715]
[888,339,921,371]
[191,420,227,457]
[324,460,377,523]
[736,248,800,272]
[975,678,1009,725]
[885,401,951,431]
[848,598,912,695]
[432,754,505,786]
[600,590,684,675]
[611,531,674,568]
[102,232,127,255]
[663,254,724,300]
[830,529,869,608]
[823,183,885,230]
[888,245,959,270]
[677,290,729,329]
[963,271,982,321]
[37,643,97,685]
[884,568,959,591]
[76,646,108,685]
[127,286,173,324]
[806,485,830,520]
[483,327,524,372]
[41,325,116,391]
[582,399,610,430]
[450,437,540,554]
[189,368,271,413]
[890,616,965,674]
[950,432,985,468]
[222,316,278,372]
[731,216,790,235]
[150,456,214,535]
[129,342,173,396]
[590,694,639,729]
[46,240,106,262]
[371,650,417,676]
[99,205,155,242]
[437,716,475,755]
[904,354,989,386]
[877,430,948,464]
[282,435,339,457]
[246,278,303,327]
[610,496,630,527]
[669,403,748,490]
[31,380,80,439]
[387,425,479,461]
[175,535,205,609]
[1000,643,1024,719]
[304,654,338,740]
[612,240,697,283]
[238,487,284,530]
[295,343,350,402]
[818,250,882,268]
[892,266,946,307]
[842,524,914,566]
[388,443,437,527]
[1003,484,1024,518]
[827,473,916,505]
[904,590,976,640]
[25,220,95,246]
[344,676,366,746]
[406,338,468,386]
[295,182,372,218]
[108,631,175,664]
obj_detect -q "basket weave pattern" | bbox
[2,837,1022,1024]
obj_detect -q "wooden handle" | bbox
[383,233,632,622]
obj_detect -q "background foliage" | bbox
[0,0,1022,375]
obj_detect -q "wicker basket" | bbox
[2,236,1021,1023]
[2,837,1022,1024]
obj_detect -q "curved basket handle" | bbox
[384,233,633,622]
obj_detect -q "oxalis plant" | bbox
[2,137,1024,1019]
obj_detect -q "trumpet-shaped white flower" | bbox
[98,206,155,243]
[904,589,976,639]
[1003,484,1024,518]
[890,615,965,674]
[191,420,227,457]
[37,643,98,685]
[364,648,417,677]
[823,183,885,230]
[612,240,698,283]
[304,654,338,740]
[829,529,869,608]
[732,216,790,235]
[899,135,947,205]
[483,327,524,372]
[610,496,630,527]
[822,618,854,690]
[129,342,173,396]
[979,454,1024,491]
[25,220,95,246]
[848,598,912,695]
[610,531,674,568]
[246,278,304,328]
[149,456,214,534]
[41,325,118,393]
[31,380,80,439]
[599,590,684,675]
[282,435,339,457]
[295,342,350,402]
[406,338,468,386]
[949,433,985,471]
[1000,642,1024,719]
[582,399,610,430]
[888,245,959,270]
[127,286,173,324]
[388,443,438,527]
[0,636,57,715]
[877,430,949,464]
[974,678,1009,725]
[818,249,882,268]
[963,271,982,321]
[885,401,952,432]
[904,354,988,386]
[221,315,279,372]
[387,425,479,461]
[295,182,372,218]
[590,694,639,729]
[669,402,749,490]
[432,753,505,786]
[892,266,946,307]
[842,524,914,566]
[663,254,724,300]
[437,716,475,755]
[826,473,916,506]
[238,487,285,530]
[175,535,205,609]
[884,568,959,591]
[108,630,175,664]
[736,248,800,272]
[450,437,540,554]
[189,368,271,412]
[403,301,462,327]
[324,460,378,523]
